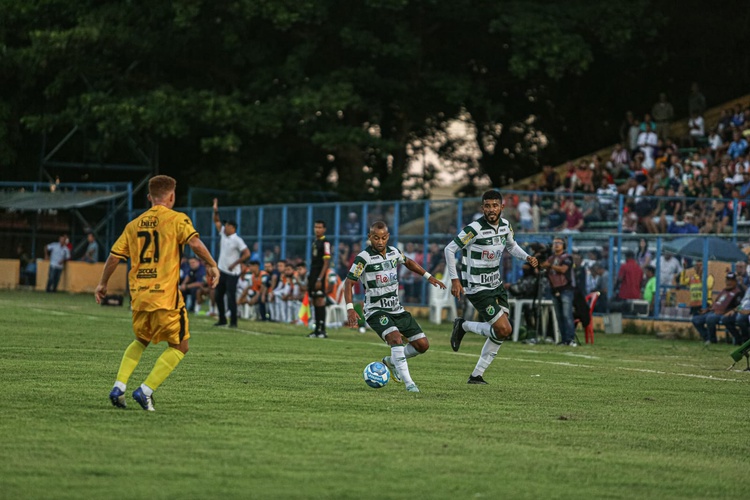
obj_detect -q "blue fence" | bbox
[165,190,748,318]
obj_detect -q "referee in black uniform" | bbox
[308,220,331,338]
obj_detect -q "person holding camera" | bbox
[539,236,577,346]
[444,190,539,384]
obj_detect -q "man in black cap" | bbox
[213,199,250,327]
[691,272,742,344]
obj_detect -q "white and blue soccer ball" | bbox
[363,361,390,389]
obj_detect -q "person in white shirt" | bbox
[688,112,705,144]
[517,196,533,232]
[637,123,658,169]
[212,198,250,328]
[45,234,70,292]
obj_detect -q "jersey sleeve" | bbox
[505,224,530,261]
[323,241,331,259]
[109,230,130,261]
[453,225,477,250]
[177,215,199,245]
[347,254,367,281]
[396,247,406,266]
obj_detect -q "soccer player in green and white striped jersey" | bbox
[443,190,538,384]
[344,221,446,393]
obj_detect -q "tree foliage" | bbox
[1,1,747,203]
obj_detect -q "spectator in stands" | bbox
[619,110,635,145]
[81,232,99,263]
[581,194,601,225]
[642,265,657,314]
[730,286,750,345]
[727,131,748,159]
[708,128,723,153]
[547,201,565,231]
[668,212,700,234]
[249,242,261,262]
[517,196,533,232]
[687,111,705,146]
[45,234,70,293]
[691,272,742,345]
[636,238,652,270]
[677,261,714,314]
[688,83,706,118]
[561,199,584,233]
[610,143,630,171]
[343,212,361,243]
[639,113,657,133]
[541,164,561,192]
[572,159,594,192]
[731,104,745,129]
[637,123,659,170]
[628,118,641,155]
[621,202,639,234]
[652,93,674,140]
[616,250,643,300]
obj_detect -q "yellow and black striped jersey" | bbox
[110,205,198,311]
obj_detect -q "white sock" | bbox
[464,320,492,337]
[114,381,126,392]
[390,345,414,385]
[404,344,421,359]
[140,384,154,396]
[471,338,503,377]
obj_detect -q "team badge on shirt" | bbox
[486,305,495,316]
[379,315,389,326]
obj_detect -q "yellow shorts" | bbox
[132,308,190,345]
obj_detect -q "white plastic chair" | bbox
[429,275,457,324]
[326,284,348,328]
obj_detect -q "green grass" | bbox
[0,290,748,499]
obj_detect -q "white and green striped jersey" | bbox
[347,245,406,318]
[443,216,530,295]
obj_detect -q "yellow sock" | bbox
[143,347,185,392]
[115,341,146,386]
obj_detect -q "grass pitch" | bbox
[0,290,748,499]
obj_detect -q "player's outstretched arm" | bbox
[344,277,361,328]
[404,258,446,289]
[188,237,220,288]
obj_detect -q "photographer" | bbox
[507,243,550,341]
[540,237,577,346]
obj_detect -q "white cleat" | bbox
[405,383,420,393]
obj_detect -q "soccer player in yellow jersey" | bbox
[96,175,220,411]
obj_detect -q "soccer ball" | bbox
[363,361,390,389]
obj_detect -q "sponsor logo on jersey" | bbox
[353,262,365,278]
[460,233,474,245]
[481,250,498,260]
[139,216,159,228]
[138,285,149,291]
[136,268,157,279]
[375,272,398,284]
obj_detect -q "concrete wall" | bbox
[34,259,128,294]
